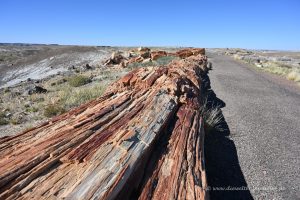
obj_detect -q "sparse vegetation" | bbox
[10,118,22,125]
[4,88,10,93]
[231,51,300,84]
[58,84,107,109]
[287,70,300,82]
[44,104,66,117]
[100,70,118,80]
[25,107,39,113]
[127,60,155,69]
[0,112,9,125]
[155,56,178,66]
[68,75,91,87]
[261,62,292,76]
[0,118,9,125]
[202,107,224,132]
[200,98,224,133]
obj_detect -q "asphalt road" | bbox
[205,53,300,200]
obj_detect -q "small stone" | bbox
[5,112,12,118]
[27,86,47,95]
[142,58,152,63]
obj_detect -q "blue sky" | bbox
[1,0,299,50]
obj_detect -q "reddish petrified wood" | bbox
[150,51,168,60]
[0,50,209,200]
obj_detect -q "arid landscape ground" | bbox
[0,44,179,135]
[0,44,299,199]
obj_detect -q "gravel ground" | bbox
[206,52,300,199]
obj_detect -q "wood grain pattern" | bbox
[0,49,209,200]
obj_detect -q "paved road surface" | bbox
[206,52,300,200]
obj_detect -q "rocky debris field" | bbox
[0,45,115,88]
[103,47,205,68]
[0,49,211,199]
[0,46,184,136]
[209,48,300,85]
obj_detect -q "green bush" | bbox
[10,118,22,125]
[68,75,91,87]
[127,61,155,70]
[0,118,8,125]
[44,104,65,117]
[25,107,39,113]
[0,111,5,118]
[155,56,177,66]
[4,88,10,93]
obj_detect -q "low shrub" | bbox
[68,75,91,87]
[44,104,65,117]
[127,61,154,69]
[155,56,178,66]
[10,118,22,125]
[0,118,8,125]
[25,107,39,113]
[287,71,300,82]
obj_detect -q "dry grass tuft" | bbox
[58,84,107,109]
[68,75,91,87]
[287,71,300,82]
[200,99,224,132]
[44,104,66,117]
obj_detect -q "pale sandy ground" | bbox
[0,45,114,88]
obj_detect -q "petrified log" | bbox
[176,48,206,59]
[150,51,168,60]
[0,50,209,200]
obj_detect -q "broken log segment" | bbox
[0,48,209,200]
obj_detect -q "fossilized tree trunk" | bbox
[0,50,209,200]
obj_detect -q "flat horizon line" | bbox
[0,42,299,52]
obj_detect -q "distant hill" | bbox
[0,43,59,46]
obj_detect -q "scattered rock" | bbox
[123,51,133,58]
[138,47,150,52]
[140,51,151,59]
[176,48,205,58]
[85,64,92,70]
[68,65,76,70]
[10,113,25,125]
[138,47,151,59]
[276,57,292,62]
[255,63,264,68]
[142,58,152,63]
[2,108,10,113]
[28,86,47,95]
[128,56,144,64]
[5,112,12,118]
[10,91,21,97]
[119,60,129,68]
[151,51,167,60]
[104,51,127,66]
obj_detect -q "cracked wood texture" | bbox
[0,49,209,200]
